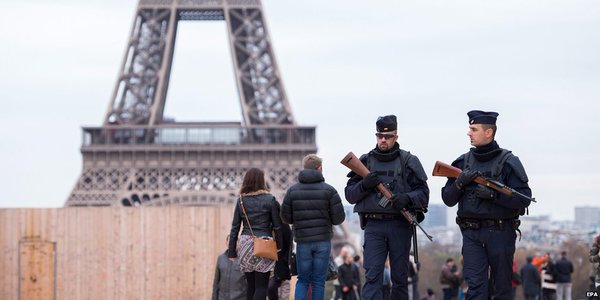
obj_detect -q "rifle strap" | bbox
[239,195,257,238]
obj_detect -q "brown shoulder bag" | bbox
[240,195,278,261]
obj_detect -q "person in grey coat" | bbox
[212,235,247,300]
[520,256,541,300]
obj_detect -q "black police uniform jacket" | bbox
[345,143,429,216]
[280,168,346,242]
[441,140,532,219]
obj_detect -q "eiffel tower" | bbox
[65,0,317,207]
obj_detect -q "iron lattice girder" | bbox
[107,8,170,125]
[105,0,294,126]
[67,0,311,207]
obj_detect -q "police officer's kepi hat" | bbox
[376,115,397,132]
[467,110,499,125]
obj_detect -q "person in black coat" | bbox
[268,223,292,300]
[228,168,284,300]
[520,256,541,300]
[281,154,346,300]
[339,254,360,300]
[555,251,574,300]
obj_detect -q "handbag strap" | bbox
[239,195,257,238]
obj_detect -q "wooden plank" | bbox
[171,207,178,298]
[19,240,55,300]
[181,208,195,297]
[13,209,26,299]
[125,207,142,300]
[98,207,111,300]
[115,207,127,300]
[54,208,66,300]
[144,207,157,299]
[0,209,11,299]
[193,206,204,298]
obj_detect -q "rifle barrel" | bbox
[487,179,536,202]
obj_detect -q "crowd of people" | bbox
[211,111,599,300]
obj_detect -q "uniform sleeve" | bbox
[441,159,463,207]
[345,171,370,204]
[228,202,242,258]
[344,155,372,204]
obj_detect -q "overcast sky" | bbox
[1,0,599,221]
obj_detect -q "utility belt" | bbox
[456,216,521,231]
[358,213,402,229]
[364,213,402,220]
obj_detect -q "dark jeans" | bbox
[443,288,453,300]
[295,240,331,300]
[245,271,270,300]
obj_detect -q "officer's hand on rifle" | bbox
[454,169,479,189]
[474,186,496,200]
[361,172,381,190]
[391,193,411,210]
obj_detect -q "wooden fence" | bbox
[0,207,235,299]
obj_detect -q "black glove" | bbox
[361,172,381,190]
[454,169,479,189]
[474,186,496,200]
[391,193,411,210]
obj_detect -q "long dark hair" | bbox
[240,168,268,194]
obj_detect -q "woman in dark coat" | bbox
[228,168,284,300]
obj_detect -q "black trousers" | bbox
[245,271,270,300]
[268,277,283,300]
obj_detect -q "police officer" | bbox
[345,115,429,300]
[441,110,532,299]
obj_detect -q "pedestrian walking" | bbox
[228,168,283,300]
[281,154,346,300]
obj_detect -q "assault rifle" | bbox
[340,152,434,245]
[432,161,536,202]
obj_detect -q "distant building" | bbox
[421,204,447,228]
[574,206,600,227]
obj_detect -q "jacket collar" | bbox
[241,189,270,196]
[298,168,324,183]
